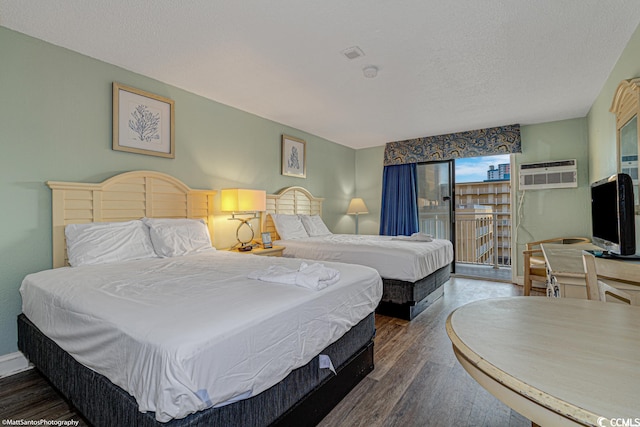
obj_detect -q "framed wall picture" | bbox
[113,82,175,158]
[281,134,306,178]
[261,232,273,249]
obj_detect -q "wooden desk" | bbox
[446,297,640,426]
[541,243,640,299]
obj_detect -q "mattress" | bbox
[275,234,454,282]
[20,251,382,422]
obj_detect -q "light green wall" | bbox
[354,146,384,235]
[0,27,356,357]
[513,118,591,274]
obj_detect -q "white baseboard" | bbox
[0,351,32,378]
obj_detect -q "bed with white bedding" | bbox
[262,187,454,320]
[274,234,453,283]
[17,171,382,427]
[21,251,381,422]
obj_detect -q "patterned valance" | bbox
[383,124,521,166]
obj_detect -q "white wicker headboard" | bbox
[262,186,324,241]
[47,170,216,268]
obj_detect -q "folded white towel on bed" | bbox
[248,262,340,290]
[392,232,433,242]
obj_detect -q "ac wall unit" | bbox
[519,159,577,190]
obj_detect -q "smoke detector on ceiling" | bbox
[363,66,378,78]
[341,46,365,60]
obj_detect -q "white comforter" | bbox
[275,234,454,283]
[20,251,382,422]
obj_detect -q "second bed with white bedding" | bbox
[20,250,382,422]
[263,186,454,320]
[275,234,453,283]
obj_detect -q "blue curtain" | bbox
[379,163,419,236]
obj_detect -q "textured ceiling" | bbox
[2,1,640,149]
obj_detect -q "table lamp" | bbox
[347,197,368,235]
[221,188,266,250]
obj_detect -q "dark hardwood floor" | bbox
[0,365,88,425]
[0,277,532,426]
[319,277,531,427]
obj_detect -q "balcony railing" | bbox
[419,211,512,269]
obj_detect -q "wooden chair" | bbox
[582,252,635,305]
[523,237,590,296]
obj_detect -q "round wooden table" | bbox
[446,297,640,426]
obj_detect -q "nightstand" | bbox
[228,245,285,257]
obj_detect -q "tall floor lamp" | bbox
[221,188,266,251]
[347,197,369,235]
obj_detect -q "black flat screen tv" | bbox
[590,173,636,256]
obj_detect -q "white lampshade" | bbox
[347,198,369,215]
[221,189,266,212]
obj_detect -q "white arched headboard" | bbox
[262,186,324,241]
[47,170,216,268]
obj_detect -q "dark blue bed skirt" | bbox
[17,312,375,427]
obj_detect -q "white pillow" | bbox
[270,214,309,240]
[300,215,332,237]
[143,218,214,257]
[65,220,157,267]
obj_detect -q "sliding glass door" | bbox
[416,161,455,272]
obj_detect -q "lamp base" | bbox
[230,214,257,249]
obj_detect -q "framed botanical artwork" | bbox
[112,82,175,158]
[281,134,306,178]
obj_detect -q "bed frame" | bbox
[263,186,450,321]
[47,170,216,268]
[18,171,376,426]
